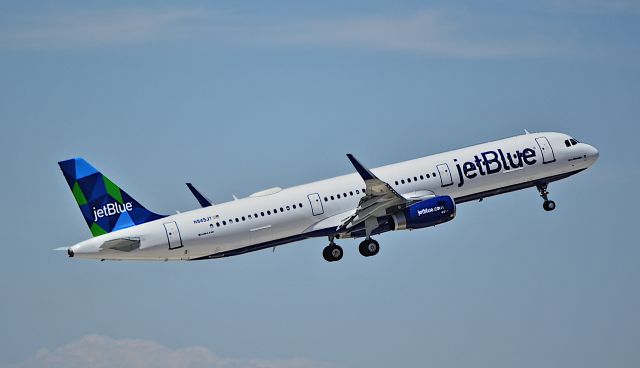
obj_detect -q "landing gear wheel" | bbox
[543,200,556,211]
[323,244,343,262]
[359,239,380,257]
[536,183,556,212]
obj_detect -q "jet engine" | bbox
[390,195,456,230]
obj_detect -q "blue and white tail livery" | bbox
[58,132,598,262]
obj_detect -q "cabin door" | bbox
[307,193,324,216]
[164,221,183,249]
[535,137,556,164]
[436,164,454,187]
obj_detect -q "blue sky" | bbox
[0,1,639,367]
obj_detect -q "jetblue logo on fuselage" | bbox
[454,148,537,187]
[92,202,133,222]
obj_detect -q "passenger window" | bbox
[222,221,227,225]
[414,176,418,181]
[337,194,341,199]
[261,212,265,216]
[216,222,220,227]
[432,172,437,177]
[235,218,239,222]
[331,196,334,200]
[349,191,353,196]
[420,175,424,180]
[267,210,271,215]
[280,207,284,212]
[395,181,399,185]
[293,204,297,209]
[254,213,258,218]
[407,178,411,183]
[426,173,430,178]
[299,203,303,207]
[343,193,347,197]
[286,206,290,211]
[273,209,277,213]
[401,179,405,184]
[356,190,360,194]
[241,216,245,221]
[324,197,328,202]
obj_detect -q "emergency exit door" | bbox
[307,193,324,216]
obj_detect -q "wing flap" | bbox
[340,154,411,232]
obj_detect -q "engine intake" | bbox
[391,196,456,230]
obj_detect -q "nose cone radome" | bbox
[585,144,599,165]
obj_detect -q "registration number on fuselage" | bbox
[193,216,212,224]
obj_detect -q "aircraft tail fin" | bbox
[58,158,166,237]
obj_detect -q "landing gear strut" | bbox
[536,183,556,211]
[323,237,343,262]
[359,238,380,257]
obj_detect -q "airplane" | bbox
[57,131,598,262]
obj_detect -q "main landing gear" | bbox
[536,183,556,211]
[323,236,380,262]
[323,240,343,262]
[359,238,379,257]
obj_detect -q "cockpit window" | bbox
[565,138,580,147]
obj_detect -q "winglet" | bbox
[346,154,378,181]
[186,183,213,207]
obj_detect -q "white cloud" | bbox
[252,10,565,58]
[0,8,210,49]
[544,0,640,14]
[0,7,583,58]
[15,335,330,368]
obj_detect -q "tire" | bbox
[543,200,556,211]
[323,244,343,262]
[366,239,379,256]
[359,239,380,257]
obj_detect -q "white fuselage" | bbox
[69,132,598,261]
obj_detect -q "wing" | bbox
[186,183,213,207]
[340,154,434,233]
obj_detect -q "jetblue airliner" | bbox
[58,131,598,262]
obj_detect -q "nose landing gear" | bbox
[536,183,556,211]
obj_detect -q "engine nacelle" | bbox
[391,196,456,230]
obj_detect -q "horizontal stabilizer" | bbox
[99,237,140,252]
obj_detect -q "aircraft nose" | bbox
[585,144,599,163]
